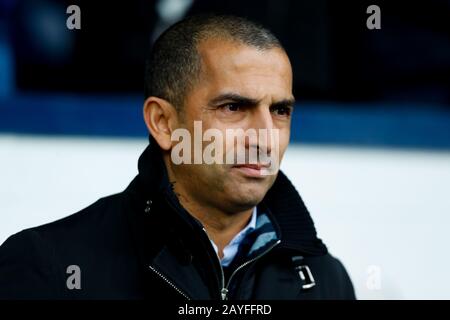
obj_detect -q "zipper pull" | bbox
[221,287,228,300]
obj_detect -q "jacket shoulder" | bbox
[0,228,62,299]
[0,193,127,299]
[32,193,125,235]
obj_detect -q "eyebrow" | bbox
[270,98,296,109]
[208,93,260,107]
[208,92,296,108]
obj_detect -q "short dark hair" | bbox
[144,14,284,110]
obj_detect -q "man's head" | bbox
[143,14,294,215]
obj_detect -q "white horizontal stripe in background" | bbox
[1,134,449,299]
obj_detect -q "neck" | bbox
[189,205,254,259]
[163,157,254,258]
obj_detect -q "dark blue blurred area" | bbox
[0,0,449,149]
[1,94,449,150]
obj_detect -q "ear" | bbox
[143,97,177,151]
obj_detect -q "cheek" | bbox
[179,164,215,190]
[194,163,227,182]
[276,130,290,158]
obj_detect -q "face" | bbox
[167,39,294,214]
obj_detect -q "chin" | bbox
[225,187,267,210]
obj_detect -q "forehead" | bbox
[195,39,293,101]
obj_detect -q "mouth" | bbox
[231,163,270,178]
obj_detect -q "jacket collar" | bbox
[132,135,328,257]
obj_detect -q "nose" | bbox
[245,106,275,155]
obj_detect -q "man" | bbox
[0,14,355,300]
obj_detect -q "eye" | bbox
[271,105,292,116]
[220,103,241,112]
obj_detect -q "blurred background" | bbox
[1,0,450,299]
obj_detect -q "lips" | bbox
[232,163,270,178]
[233,164,268,170]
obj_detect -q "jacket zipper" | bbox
[148,265,191,300]
[145,199,191,300]
[199,227,227,300]
[154,196,281,300]
[220,239,281,300]
[159,197,228,300]
[200,226,281,300]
